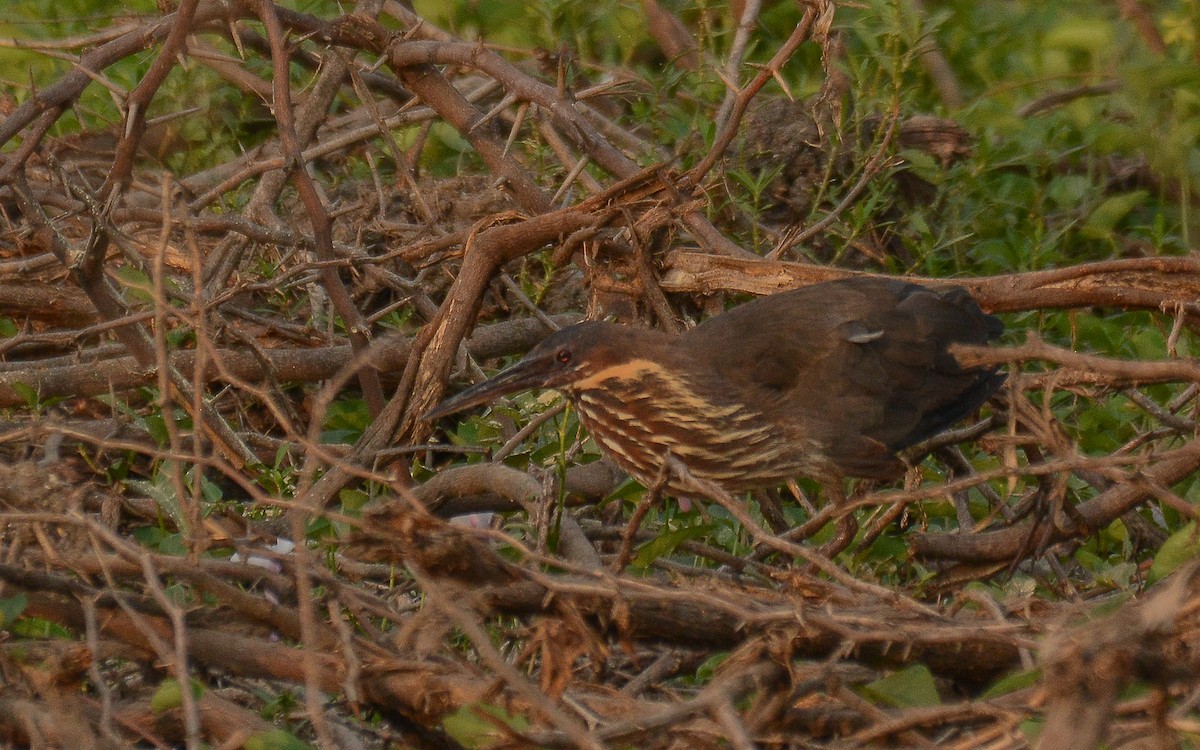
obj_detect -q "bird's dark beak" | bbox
[424,356,551,421]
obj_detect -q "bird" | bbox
[426,277,1004,502]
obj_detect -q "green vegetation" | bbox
[1,0,1198,746]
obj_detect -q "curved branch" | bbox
[911,436,1200,562]
[0,314,578,408]
[952,336,1200,386]
[0,0,254,154]
[259,0,386,416]
[660,250,1200,316]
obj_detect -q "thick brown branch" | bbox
[911,436,1200,561]
[953,336,1200,386]
[0,314,576,408]
[660,250,1200,316]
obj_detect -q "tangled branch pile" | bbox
[1,1,1199,748]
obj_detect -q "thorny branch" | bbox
[0,1,1198,748]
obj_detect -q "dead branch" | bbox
[661,249,1200,315]
[1,1,1197,746]
[911,435,1200,561]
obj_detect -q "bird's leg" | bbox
[611,455,673,573]
[1009,469,1074,575]
[669,461,849,571]
[785,479,819,516]
[751,486,844,563]
[854,485,908,554]
[748,479,858,562]
[817,479,858,558]
[780,504,838,543]
[756,488,791,533]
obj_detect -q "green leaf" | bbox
[244,729,314,750]
[693,651,731,683]
[1021,718,1045,742]
[430,120,470,154]
[199,473,224,503]
[0,593,28,628]
[1149,522,1200,584]
[338,488,371,515]
[1046,174,1092,209]
[982,667,1042,698]
[1043,19,1114,54]
[1083,191,1149,238]
[632,523,714,569]
[861,664,941,708]
[442,702,530,746]
[128,471,185,530]
[10,382,38,410]
[9,616,72,639]
[111,265,154,303]
[603,477,646,504]
[322,396,370,443]
[141,412,171,447]
[150,677,205,714]
[132,527,188,555]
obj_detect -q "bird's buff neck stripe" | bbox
[570,359,664,391]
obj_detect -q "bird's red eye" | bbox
[556,349,572,364]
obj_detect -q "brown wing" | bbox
[682,278,1003,479]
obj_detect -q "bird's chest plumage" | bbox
[563,359,826,490]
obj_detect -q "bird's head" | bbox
[425,321,658,420]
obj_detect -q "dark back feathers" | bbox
[681,278,1003,478]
